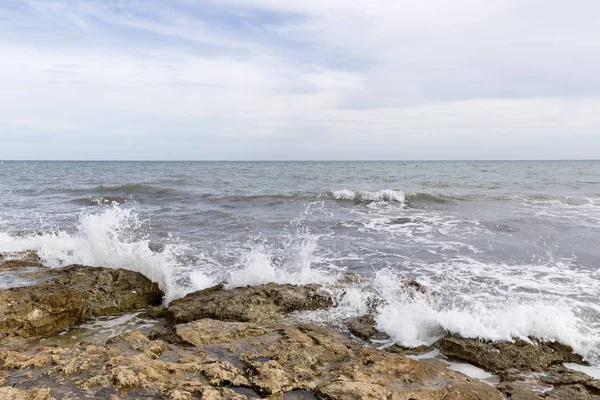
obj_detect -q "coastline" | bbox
[1,252,599,399]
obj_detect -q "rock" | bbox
[0,387,55,400]
[0,286,88,339]
[436,335,584,373]
[386,343,433,356]
[545,384,594,400]
[540,365,592,385]
[0,322,507,400]
[35,264,164,316]
[345,314,388,341]
[166,283,333,324]
[314,347,504,400]
[0,264,164,339]
[496,382,542,400]
[175,319,269,346]
[0,251,43,270]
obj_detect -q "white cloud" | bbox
[0,0,599,159]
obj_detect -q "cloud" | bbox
[0,0,599,159]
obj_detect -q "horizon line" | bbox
[0,159,598,163]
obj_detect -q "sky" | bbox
[1,0,599,160]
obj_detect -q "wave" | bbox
[331,189,455,205]
[0,205,185,302]
[70,196,131,206]
[332,189,407,203]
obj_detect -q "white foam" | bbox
[332,189,406,203]
[0,205,183,302]
[446,363,499,384]
[368,267,600,365]
[563,363,600,379]
[226,234,335,288]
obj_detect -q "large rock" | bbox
[166,283,333,324]
[0,286,88,339]
[37,264,164,316]
[436,335,584,373]
[0,320,508,399]
[0,264,164,339]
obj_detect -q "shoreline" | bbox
[1,251,600,399]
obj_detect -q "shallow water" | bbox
[1,160,599,364]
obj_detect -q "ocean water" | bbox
[1,160,599,364]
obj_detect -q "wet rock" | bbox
[175,319,269,346]
[345,314,388,341]
[0,286,88,339]
[314,347,504,400]
[545,384,594,400]
[436,335,584,373]
[0,265,164,339]
[0,251,43,270]
[166,283,333,324]
[540,365,592,385]
[34,265,164,316]
[496,382,542,400]
[386,343,433,356]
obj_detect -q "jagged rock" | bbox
[175,319,269,346]
[0,251,43,270]
[0,265,163,339]
[345,314,388,341]
[436,335,584,373]
[166,283,333,324]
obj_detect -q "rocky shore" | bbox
[1,251,599,399]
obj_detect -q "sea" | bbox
[1,160,599,366]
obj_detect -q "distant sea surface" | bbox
[1,161,599,364]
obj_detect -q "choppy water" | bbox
[1,161,599,364]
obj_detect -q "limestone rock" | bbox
[0,387,55,400]
[314,347,504,400]
[36,264,164,316]
[0,264,164,339]
[0,286,88,339]
[436,335,584,373]
[175,319,269,346]
[167,283,333,324]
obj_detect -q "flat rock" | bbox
[166,283,333,324]
[436,335,584,373]
[175,319,269,346]
[0,264,164,339]
[314,347,504,400]
[0,323,508,400]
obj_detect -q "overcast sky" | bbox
[1,0,599,160]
